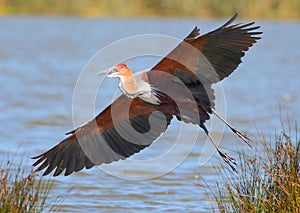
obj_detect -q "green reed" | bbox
[0,0,299,19]
[0,159,54,213]
[210,124,300,212]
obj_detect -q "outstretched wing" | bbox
[148,13,261,116]
[32,95,172,176]
[192,14,262,83]
[150,13,261,83]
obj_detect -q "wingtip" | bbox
[228,13,239,23]
[218,13,239,29]
[31,154,43,159]
[233,12,238,19]
[185,26,200,39]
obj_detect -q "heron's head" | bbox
[97,64,133,80]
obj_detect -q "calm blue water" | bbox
[0,16,299,212]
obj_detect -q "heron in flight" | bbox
[33,13,262,176]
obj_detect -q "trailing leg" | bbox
[211,108,252,147]
[200,123,237,173]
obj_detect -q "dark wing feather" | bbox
[149,13,261,117]
[185,26,200,40]
[194,19,262,83]
[32,95,172,176]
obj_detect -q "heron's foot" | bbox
[232,128,252,148]
[217,149,237,173]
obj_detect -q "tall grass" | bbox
[0,159,54,213]
[210,124,300,212]
[0,0,300,19]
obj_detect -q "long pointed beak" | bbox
[95,67,117,77]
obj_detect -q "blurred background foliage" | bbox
[0,0,299,19]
